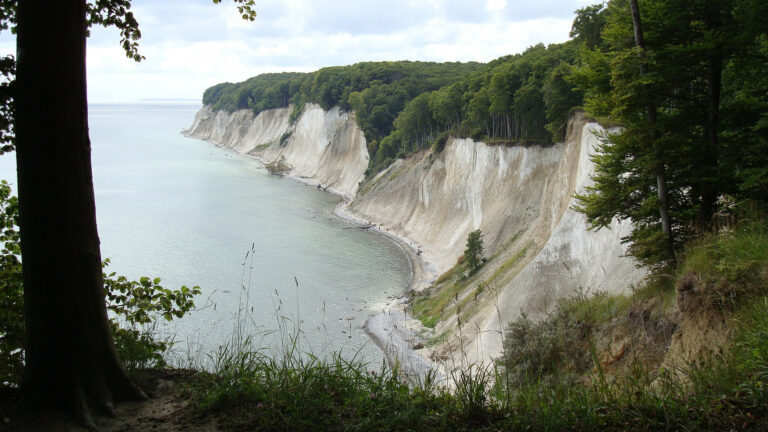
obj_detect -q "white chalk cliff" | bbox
[184,103,368,199]
[185,104,645,363]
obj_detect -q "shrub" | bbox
[501,311,590,386]
[265,155,291,175]
[678,218,768,309]
[278,131,292,146]
[104,259,200,369]
[464,230,483,274]
[431,131,450,153]
[0,180,22,386]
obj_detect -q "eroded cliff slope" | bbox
[184,103,368,198]
[349,113,646,363]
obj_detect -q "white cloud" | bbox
[487,0,508,12]
[4,0,587,102]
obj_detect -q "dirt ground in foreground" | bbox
[2,370,217,432]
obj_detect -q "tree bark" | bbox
[629,0,675,259]
[700,1,724,225]
[15,0,145,425]
[700,53,721,223]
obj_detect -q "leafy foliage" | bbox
[195,281,768,431]
[86,0,144,62]
[0,0,155,154]
[0,180,22,386]
[679,215,768,307]
[502,311,590,387]
[104,259,201,369]
[213,0,256,22]
[574,0,768,266]
[0,0,15,156]
[202,61,482,156]
[202,42,587,176]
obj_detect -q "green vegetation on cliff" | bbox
[372,40,583,173]
[574,0,768,266]
[200,42,586,175]
[201,61,482,147]
[203,0,768,272]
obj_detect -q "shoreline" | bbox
[184,133,438,381]
[334,202,440,384]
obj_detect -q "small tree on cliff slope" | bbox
[465,230,484,274]
[6,0,255,425]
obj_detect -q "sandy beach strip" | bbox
[334,203,441,384]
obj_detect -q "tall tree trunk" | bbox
[700,1,724,225]
[629,0,674,259]
[700,54,721,224]
[15,0,145,425]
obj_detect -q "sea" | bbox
[0,102,411,367]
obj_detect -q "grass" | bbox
[413,237,531,330]
[6,218,768,431]
[178,217,768,431]
[181,291,768,431]
[412,279,464,328]
[358,164,392,195]
[484,243,530,287]
[385,165,407,182]
[411,255,469,328]
[253,141,273,152]
[678,218,768,307]
[183,220,768,430]
[454,282,486,319]
[190,340,494,431]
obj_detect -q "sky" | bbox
[0,0,597,103]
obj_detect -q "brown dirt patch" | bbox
[2,370,218,432]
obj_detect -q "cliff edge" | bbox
[184,103,368,199]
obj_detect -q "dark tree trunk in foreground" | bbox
[701,53,722,223]
[15,0,145,424]
[629,0,675,260]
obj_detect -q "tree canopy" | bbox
[202,41,586,175]
[574,0,768,266]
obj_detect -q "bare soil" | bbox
[2,370,217,432]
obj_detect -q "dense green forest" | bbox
[370,41,583,172]
[4,0,768,429]
[202,62,482,160]
[201,42,589,173]
[202,45,586,174]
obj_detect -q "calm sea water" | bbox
[0,103,410,366]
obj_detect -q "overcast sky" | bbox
[0,0,596,103]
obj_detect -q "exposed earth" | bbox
[3,370,217,432]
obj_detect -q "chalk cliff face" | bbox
[470,117,646,361]
[184,103,368,198]
[186,105,645,362]
[350,138,564,281]
[347,113,645,362]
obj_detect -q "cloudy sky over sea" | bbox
[0,0,595,102]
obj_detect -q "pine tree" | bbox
[465,230,484,274]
